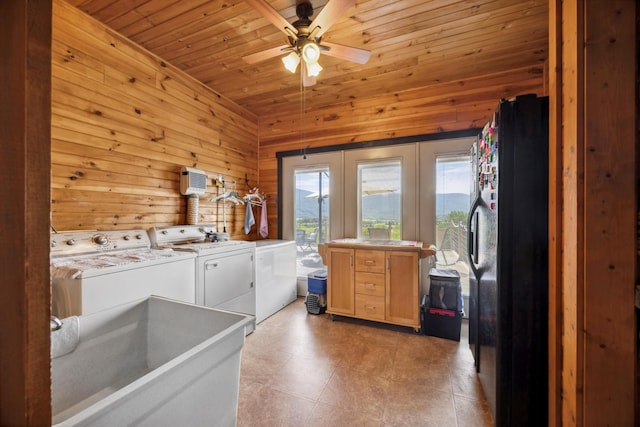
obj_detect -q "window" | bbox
[435,153,472,301]
[292,168,330,278]
[344,144,417,240]
[295,168,330,245]
[281,136,475,293]
[282,152,343,284]
[357,160,401,239]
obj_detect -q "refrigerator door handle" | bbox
[467,194,481,279]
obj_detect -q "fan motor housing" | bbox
[296,2,313,19]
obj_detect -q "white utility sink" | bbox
[51,295,252,426]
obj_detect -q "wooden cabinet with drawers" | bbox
[320,240,434,331]
[355,249,387,322]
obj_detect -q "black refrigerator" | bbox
[467,94,548,426]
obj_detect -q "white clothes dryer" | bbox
[149,225,256,334]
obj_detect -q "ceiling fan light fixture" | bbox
[301,42,320,64]
[244,0,372,86]
[282,51,300,73]
[306,61,323,77]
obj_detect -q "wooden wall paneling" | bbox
[551,0,637,425]
[0,1,52,424]
[260,104,478,147]
[560,0,584,423]
[52,44,257,158]
[52,0,258,232]
[55,0,259,128]
[54,10,256,139]
[257,65,544,135]
[637,4,640,420]
[548,0,562,425]
[582,1,636,424]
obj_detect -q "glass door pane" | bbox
[358,161,401,240]
[435,154,472,306]
[294,168,329,278]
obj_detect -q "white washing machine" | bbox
[149,225,257,334]
[254,240,297,324]
[51,229,196,318]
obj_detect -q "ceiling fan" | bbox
[243,0,371,86]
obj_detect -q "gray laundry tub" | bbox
[51,295,253,426]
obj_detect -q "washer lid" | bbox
[51,248,196,279]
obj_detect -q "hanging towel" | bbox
[259,200,268,238]
[244,203,255,234]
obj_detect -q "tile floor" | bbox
[238,298,493,426]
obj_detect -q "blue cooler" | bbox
[306,270,327,314]
[307,270,327,294]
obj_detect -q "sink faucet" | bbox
[50,316,62,331]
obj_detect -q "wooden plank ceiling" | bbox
[66,0,548,121]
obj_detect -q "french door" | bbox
[282,152,343,281]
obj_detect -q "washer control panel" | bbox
[50,229,150,256]
[148,224,216,247]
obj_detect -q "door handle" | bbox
[467,195,481,279]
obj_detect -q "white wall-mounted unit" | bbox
[180,167,207,196]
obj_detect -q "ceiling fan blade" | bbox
[243,45,290,64]
[244,0,298,38]
[311,0,356,38]
[322,41,371,64]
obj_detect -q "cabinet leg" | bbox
[414,327,421,334]
[329,314,335,321]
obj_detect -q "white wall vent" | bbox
[180,167,207,196]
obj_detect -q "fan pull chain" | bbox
[300,64,307,159]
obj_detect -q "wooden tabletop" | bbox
[318,240,436,260]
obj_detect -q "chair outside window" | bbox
[368,227,390,240]
[296,228,317,251]
[304,228,318,248]
[296,229,307,250]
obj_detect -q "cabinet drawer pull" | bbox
[205,262,219,270]
[364,260,375,265]
[364,283,376,289]
[364,305,376,311]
